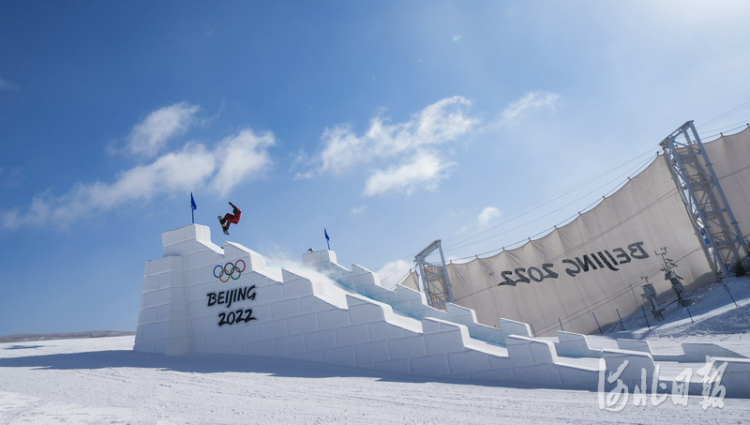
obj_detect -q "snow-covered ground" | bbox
[2,325,750,424]
[3,277,750,424]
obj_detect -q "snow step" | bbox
[134,225,750,397]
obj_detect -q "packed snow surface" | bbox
[3,281,750,424]
[3,325,750,424]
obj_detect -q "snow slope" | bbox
[2,332,750,424]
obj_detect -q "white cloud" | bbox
[127,102,200,157]
[350,205,367,216]
[209,129,275,197]
[320,96,477,173]
[377,259,412,290]
[363,151,451,197]
[0,77,20,91]
[319,124,367,174]
[0,166,24,187]
[304,96,478,195]
[500,91,560,125]
[1,128,275,230]
[477,206,501,226]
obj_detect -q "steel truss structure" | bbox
[415,239,455,308]
[660,121,750,276]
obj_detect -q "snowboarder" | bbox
[218,202,242,235]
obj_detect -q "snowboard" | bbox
[218,216,229,235]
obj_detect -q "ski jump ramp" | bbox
[134,224,750,397]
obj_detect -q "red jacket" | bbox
[228,205,242,223]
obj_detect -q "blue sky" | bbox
[2,1,750,335]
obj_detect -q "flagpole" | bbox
[190,192,197,224]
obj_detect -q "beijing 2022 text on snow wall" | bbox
[406,126,750,336]
[133,225,612,388]
[132,225,750,395]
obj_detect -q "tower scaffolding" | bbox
[660,121,750,276]
[415,240,455,308]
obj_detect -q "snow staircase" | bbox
[554,332,750,397]
[134,225,750,397]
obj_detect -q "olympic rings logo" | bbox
[213,260,246,282]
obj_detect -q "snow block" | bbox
[445,303,477,323]
[506,335,557,367]
[335,323,372,347]
[302,249,338,272]
[286,313,319,336]
[204,330,233,353]
[275,335,307,357]
[601,349,656,392]
[351,263,380,284]
[710,357,750,398]
[246,339,276,357]
[145,256,183,279]
[162,225,221,258]
[304,329,338,352]
[616,339,652,354]
[678,343,747,363]
[474,356,514,381]
[348,269,377,291]
[422,321,469,356]
[298,295,338,315]
[258,319,289,341]
[411,354,451,377]
[499,318,533,337]
[230,324,259,347]
[558,364,600,389]
[555,331,602,358]
[368,321,410,342]
[355,341,391,364]
[446,350,492,378]
[374,358,412,374]
[258,283,285,305]
[323,346,357,367]
[388,336,427,359]
[506,335,562,385]
[270,298,302,320]
[280,269,315,298]
[135,224,749,396]
[444,303,509,345]
[346,295,387,325]
[317,308,351,330]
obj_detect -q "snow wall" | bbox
[133,225,599,387]
[133,224,750,396]
[424,126,750,336]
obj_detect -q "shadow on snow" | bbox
[0,348,552,391]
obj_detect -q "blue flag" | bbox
[324,228,329,241]
[190,192,197,211]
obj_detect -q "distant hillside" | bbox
[0,331,135,343]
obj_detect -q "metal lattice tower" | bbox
[415,240,455,308]
[660,121,750,276]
